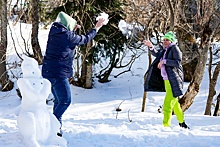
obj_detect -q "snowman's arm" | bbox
[40,79,51,96]
[17,79,34,93]
[17,79,39,97]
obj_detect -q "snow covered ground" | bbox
[1,21,220,147]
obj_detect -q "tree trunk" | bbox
[165,0,174,31]
[79,46,87,87]
[213,93,220,116]
[176,0,199,82]
[0,0,14,91]
[141,51,151,112]
[182,61,198,82]
[85,63,92,88]
[141,92,147,112]
[176,29,198,82]
[204,61,220,115]
[97,48,117,83]
[85,41,93,88]
[179,45,209,112]
[30,0,43,64]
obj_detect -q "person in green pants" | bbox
[143,31,189,129]
[163,80,184,127]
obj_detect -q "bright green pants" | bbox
[163,80,184,127]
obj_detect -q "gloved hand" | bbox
[95,18,105,32]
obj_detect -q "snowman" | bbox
[17,56,67,147]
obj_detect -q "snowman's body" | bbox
[17,56,67,147]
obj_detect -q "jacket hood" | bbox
[56,11,76,31]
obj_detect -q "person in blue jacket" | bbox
[143,31,189,129]
[42,11,105,136]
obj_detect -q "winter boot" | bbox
[179,122,190,129]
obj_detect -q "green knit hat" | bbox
[57,11,77,31]
[163,31,176,42]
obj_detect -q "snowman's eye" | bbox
[41,82,43,84]
[32,72,35,74]
[33,83,35,85]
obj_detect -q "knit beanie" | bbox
[163,31,176,42]
[56,11,77,31]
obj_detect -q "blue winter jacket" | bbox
[42,22,97,79]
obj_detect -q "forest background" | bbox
[0,0,220,116]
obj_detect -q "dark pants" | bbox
[46,78,71,126]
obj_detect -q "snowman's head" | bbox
[21,55,41,78]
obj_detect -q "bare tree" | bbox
[0,0,14,91]
[85,41,93,88]
[177,0,220,112]
[121,0,168,112]
[8,0,43,64]
[30,0,43,64]
[126,0,220,113]
[213,93,220,116]
[204,1,220,115]
[145,0,220,113]
[122,0,181,112]
[205,60,220,115]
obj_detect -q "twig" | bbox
[115,100,125,119]
[128,109,132,122]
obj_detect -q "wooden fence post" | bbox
[141,91,147,112]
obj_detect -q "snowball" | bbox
[96,12,109,25]
[118,20,128,35]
